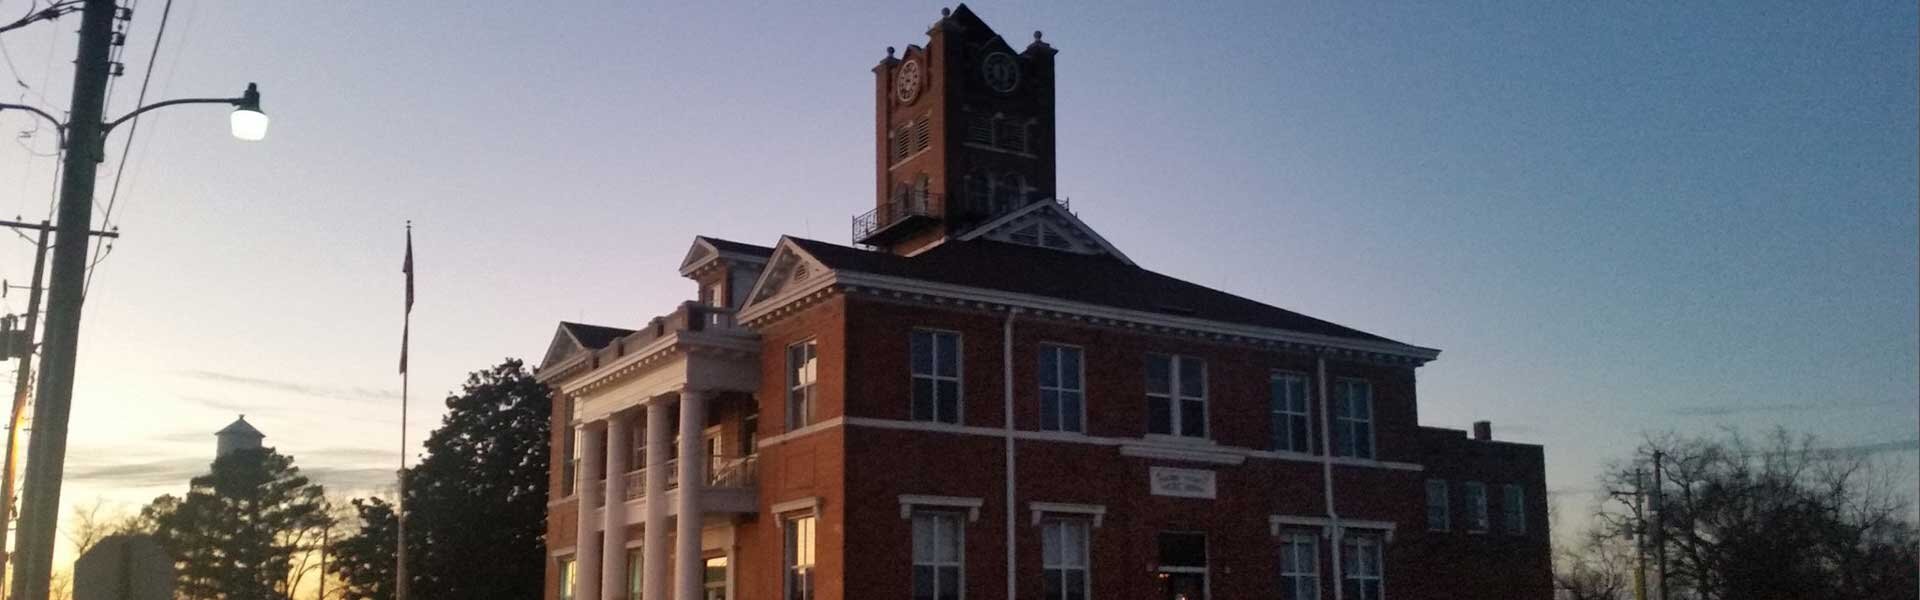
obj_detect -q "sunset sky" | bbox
[0,1,1912,559]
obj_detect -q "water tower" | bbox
[214,415,264,459]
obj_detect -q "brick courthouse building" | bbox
[537,5,1550,600]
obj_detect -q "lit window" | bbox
[913,512,964,600]
[1039,344,1084,433]
[787,341,818,429]
[911,330,962,424]
[1503,484,1526,535]
[785,515,816,600]
[1333,380,1374,459]
[557,557,576,600]
[1270,373,1311,453]
[627,549,642,600]
[1279,532,1318,600]
[1042,519,1090,600]
[1146,354,1206,438]
[1340,535,1383,600]
[1464,481,1489,533]
[1426,479,1450,531]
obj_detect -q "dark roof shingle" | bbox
[698,236,774,258]
[787,237,1400,344]
[560,322,635,350]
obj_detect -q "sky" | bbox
[0,0,1913,561]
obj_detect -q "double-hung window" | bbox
[1464,481,1489,533]
[1270,373,1311,453]
[911,330,962,424]
[1341,535,1384,600]
[912,512,964,600]
[1039,344,1085,433]
[1333,379,1374,459]
[1503,484,1526,534]
[787,341,818,430]
[1426,479,1450,531]
[1279,532,1319,600]
[557,557,576,600]
[1042,519,1090,600]
[1145,354,1206,438]
[785,514,816,600]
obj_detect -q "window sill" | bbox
[1119,441,1244,466]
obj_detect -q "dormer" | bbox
[678,236,774,311]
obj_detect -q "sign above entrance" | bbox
[1149,466,1216,499]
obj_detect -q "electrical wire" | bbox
[86,0,170,297]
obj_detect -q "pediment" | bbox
[958,200,1134,265]
[540,327,585,371]
[740,239,832,312]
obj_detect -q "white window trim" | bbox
[1040,517,1092,600]
[1277,532,1320,600]
[1028,501,1106,527]
[1147,353,1208,439]
[786,339,818,430]
[772,496,821,518]
[1427,479,1451,532]
[1333,378,1376,459]
[1038,342,1087,433]
[911,510,968,600]
[1267,515,1398,543]
[911,328,965,425]
[900,494,984,522]
[1270,371,1312,453]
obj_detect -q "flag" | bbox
[400,224,413,374]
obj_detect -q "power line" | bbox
[85,0,167,296]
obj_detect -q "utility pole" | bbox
[1650,451,1669,600]
[11,0,118,598]
[0,221,49,598]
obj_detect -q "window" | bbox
[963,172,989,215]
[705,556,729,599]
[1156,532,1208,598]
[1270,373,1311,453]
[1039,344,1085,433]
[740,412,758,456]
[1341,535,1383,600]
[1042,519,1090,600]
[787,341,818,430]
[627,549,643,600]
[911,330,962,424]
[785,515,816,600]
[994,172,1025,214]
[1464,481,1489,533]
[1426,479,1450,531]
[1333,380,1374,459]
[557,557,576,600]
[1146,354,1207,438]
[996,119,1028,152]
[1279,532,1319,600]
[913,117,932,153]
[562,413,577,497]
[892,126,911,163]
[913,512,964,600]
[703,281,724,307]
[967,115,994,144]
[1503,484,1526,534]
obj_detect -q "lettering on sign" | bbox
[1149,466,1217,499]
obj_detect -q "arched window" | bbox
[913,174,932,211]
[996,119,1029,153]
[964,171,989,216]
[994,173,1026,215]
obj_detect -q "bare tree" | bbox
[1555,529,1636,600]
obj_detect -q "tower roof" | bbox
[215,415,264,439]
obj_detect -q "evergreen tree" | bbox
[329,358,551,600]
[141,447,333,599]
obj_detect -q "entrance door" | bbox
[703,555,728,600]
[1162,572,1205,600]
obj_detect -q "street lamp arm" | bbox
[0,103,67,136]
[101,96,245,136]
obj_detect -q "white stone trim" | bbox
[754,416,846,449]
[899,494,983,522]
[1029,502,1105,527]
[1118,443,1245,465]
[771,496,821,517]
[954,199,1136,266]
[838,417,1423,471]
[1267,515,1398,542]
[550,546,577,557]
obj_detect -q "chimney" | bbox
[1471,420,1492,441]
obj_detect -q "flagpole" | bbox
[397,221,413,600]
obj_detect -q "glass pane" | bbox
[937,382,960,423]
[1145,354,1170,394]
[1290,416,1312,453]
[1180,399,1206,438]
[1061,393,1083,432]
[1039,347,1059,388]
[1178,357,1205,397]
[1147,396,1173,435]
[1354,391,1371,419]
[1044,570,1063,600]
[1064,522,1086,565]
[1040,390,1060,431]
[1065,570,1086,600]
[913,515,934,561]
[937,566,961,600]
[911,332,933,375]
[913,565,935,600]
[912,379,935,421]
[1061,348,1081,391]
[1042,523,1062,564]
[1157,532,1206,568]
[937,515,962,562]
[936,333,959,377]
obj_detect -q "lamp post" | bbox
[0,2,266,598]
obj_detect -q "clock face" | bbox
[981,52,1020,93]
[895,59,923,104]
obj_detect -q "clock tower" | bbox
[856,4,1059,255]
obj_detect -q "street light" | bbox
[230,82,268,141]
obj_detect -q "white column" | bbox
[675,389,709,600]
[575,424,604,600]
[643,401,671,600]
[602,411,633,599]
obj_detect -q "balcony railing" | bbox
[587,454,760,506]
[852,191,940,245]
